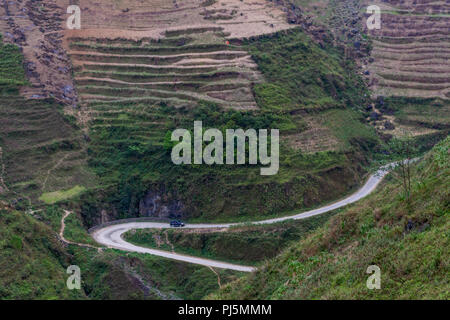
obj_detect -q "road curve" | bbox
[92,163,397,272]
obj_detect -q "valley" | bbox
[0,0,448,301]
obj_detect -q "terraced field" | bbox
[57,0,293,38]
[0,95,95,204]
[0,34,93,205]
[70,28,262,114]
[0,0,77,104]
[365,0,450,100]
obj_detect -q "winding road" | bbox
[92,163,398,272]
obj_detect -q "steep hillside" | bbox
[362,0,450,141]
[0,202,84,299]
[211,136,449,299]
[60,0,294,38]
[280,1,449,140]
[0,0,77,104]
[75,28,380,225]
[0,0,448,302]
[0,0,380,225]
[70,28,262,110]
[0,34,94,206]
[284,0,450,101]
[56,1,380,225]
[0,32,242,300]
[365,0,449,100]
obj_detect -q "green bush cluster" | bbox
[0,35,28,94]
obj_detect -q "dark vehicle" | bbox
[170,220,185,227]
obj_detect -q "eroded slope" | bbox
[365,0,450,100]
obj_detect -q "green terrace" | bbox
[69,51,248,65]
[0,35,28,94]
[69,42,237,55]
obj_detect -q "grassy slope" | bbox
[67,245,242,300]
[0,35,27,92]
[0,202,241,300]
[0,205,85,299]
[246,30,367,111]
[383,97,450,131]
[80,28,379,224]
[210,136,449,299]
[0,34,239,300]
[0,34,96,208]
[0,35,84,300]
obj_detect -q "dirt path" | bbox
[60,210,99,250]
[208,266,222,289]
[163,230,175,253]
[42,154,70,192]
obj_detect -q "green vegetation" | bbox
[0,36,95,208]
[0,95,95,207]
[245,30,368,111]
[69,245,242,300]
[211,137,450,299]
[37,206,96,246]
[0,35,27,93]
[124,210,336,265]
[80,28,379,225]
[63,212,98,246]
[39,186,87,204]
[0,206,84,299]
[70,42,234,55]
[0,203,240,300]
[0,4,448,300]
[319,108,378,151]
[0,59,237,297]
[383,97,450,131]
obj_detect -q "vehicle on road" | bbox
[170,220,185,227]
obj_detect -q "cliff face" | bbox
[138,190,184,219]
[0,0,78,105]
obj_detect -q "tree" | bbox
[388,135,417,202]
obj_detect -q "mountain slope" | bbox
[365,0,450,100]
[211,136,449,299]
[0,32,241,301]
[1,0,380,225]
[75,28,380,225]
[0,203,84,299]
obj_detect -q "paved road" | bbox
[92,163,397,272]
